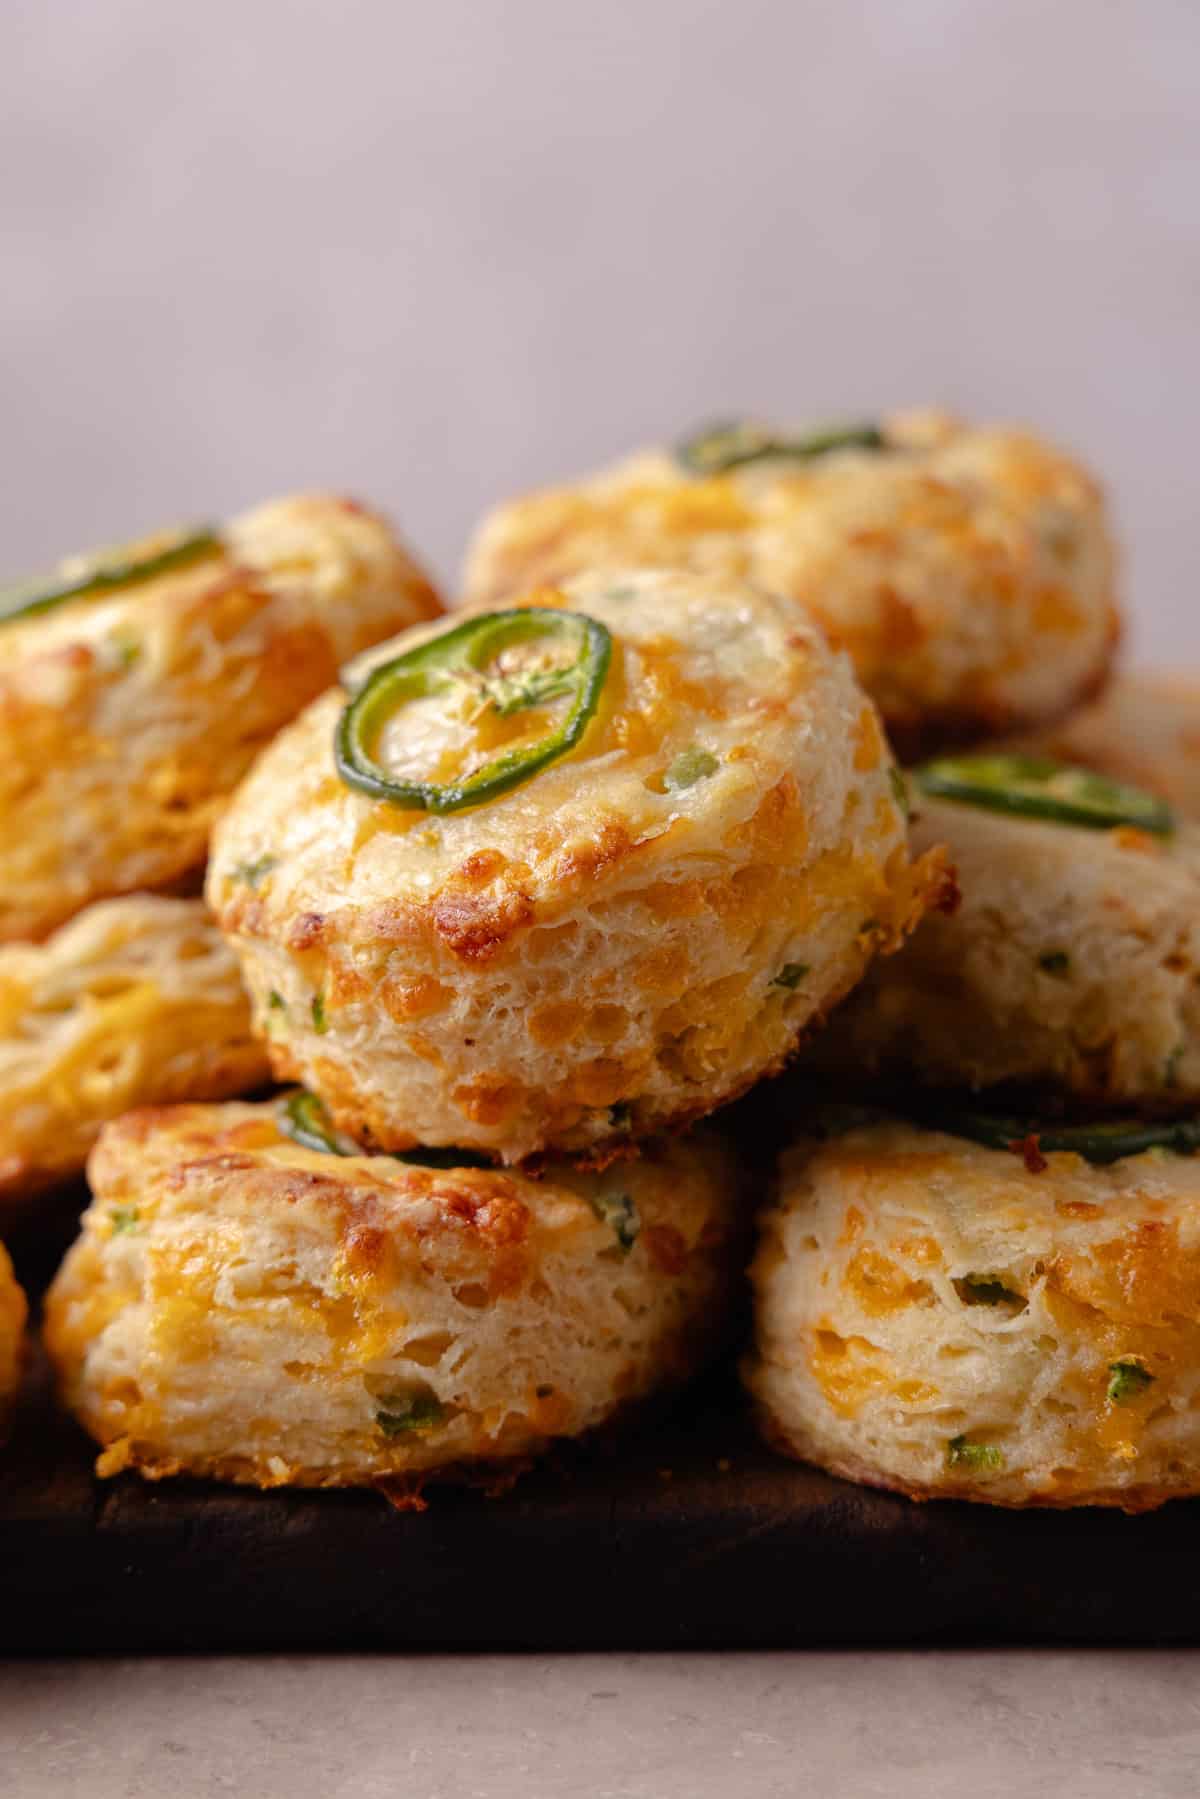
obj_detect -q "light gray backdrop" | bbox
[3,0,1196,658]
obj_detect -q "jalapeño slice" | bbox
[915,754,1175,837]
[278,1090,491,1168]
[676,418,885,476]
[0,526,222,627]
[335,607,612,813]
[928,1108,1200,1166]
[279,1090,363,1156]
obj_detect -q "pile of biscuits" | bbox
[6,411,1200,1512]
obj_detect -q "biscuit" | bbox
[209,568,950,1161]
[0,896,270,1205]
[463,411,1119,757]
[0,495,441,941]
[745,1111,1200,1509]
[45,1097,742,1488]
[813,761,1200,1106]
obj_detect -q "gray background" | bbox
[2,0,1197,657]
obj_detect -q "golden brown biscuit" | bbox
[0,895,270,1205]
[209,568,951,1162]
[813,761,1200,1107]
[745,1111,1200,1510]
[0,495,441,942]
[45,1098,742,1489]
[463,412,1120,757]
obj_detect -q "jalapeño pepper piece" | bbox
[279,1090,491,1168]
[279,1090,363,1156]
[926,1108,1200,1166]
[0,526,222,626]
[676,419,885,476]
[915,754,1175,836]
[1107,1361,1154,1405]
[334,607,612,813]
[376,1392,445,1435]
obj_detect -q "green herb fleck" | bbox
[110,1207,140,1235]
[772,962,810,990]
[590,1190,641,1253]
[955,1274,1024,1308]
[664,748,719,793]
[888,765,910,818]
[312,993,328,1034]
[232,854,277,889]
[376,1391,446,1436]
[1107,1360,1155,1405]
[1038,950,1070,976]
[109,632,141,671]
[946,1435,1004,1472]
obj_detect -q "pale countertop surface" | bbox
[5,1651,1199,1797]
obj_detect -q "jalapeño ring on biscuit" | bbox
[813,757,1200,1108]
[210,567,951,1162]
[335,608,612,813]
[0,494,442,943]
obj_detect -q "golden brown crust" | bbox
[210,568,944,1161]
[45,1099,744,1489]
[746,1118,1200,1512]
[0,896,271,1206]
[0,495,441,943]
[462,416,1121,753]
[813,790,1200,1107]
[753,1405,1181,1513]
[887,628,1120,764]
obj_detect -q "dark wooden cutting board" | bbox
[8,1346,1200,1654]
[6,1161,1200,1654]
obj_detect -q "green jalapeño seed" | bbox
[334,607,612,813]
[675,419,885,476]
[915,754,1175,836]
[927,1108,1200,1166]
[0,526,222,626]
